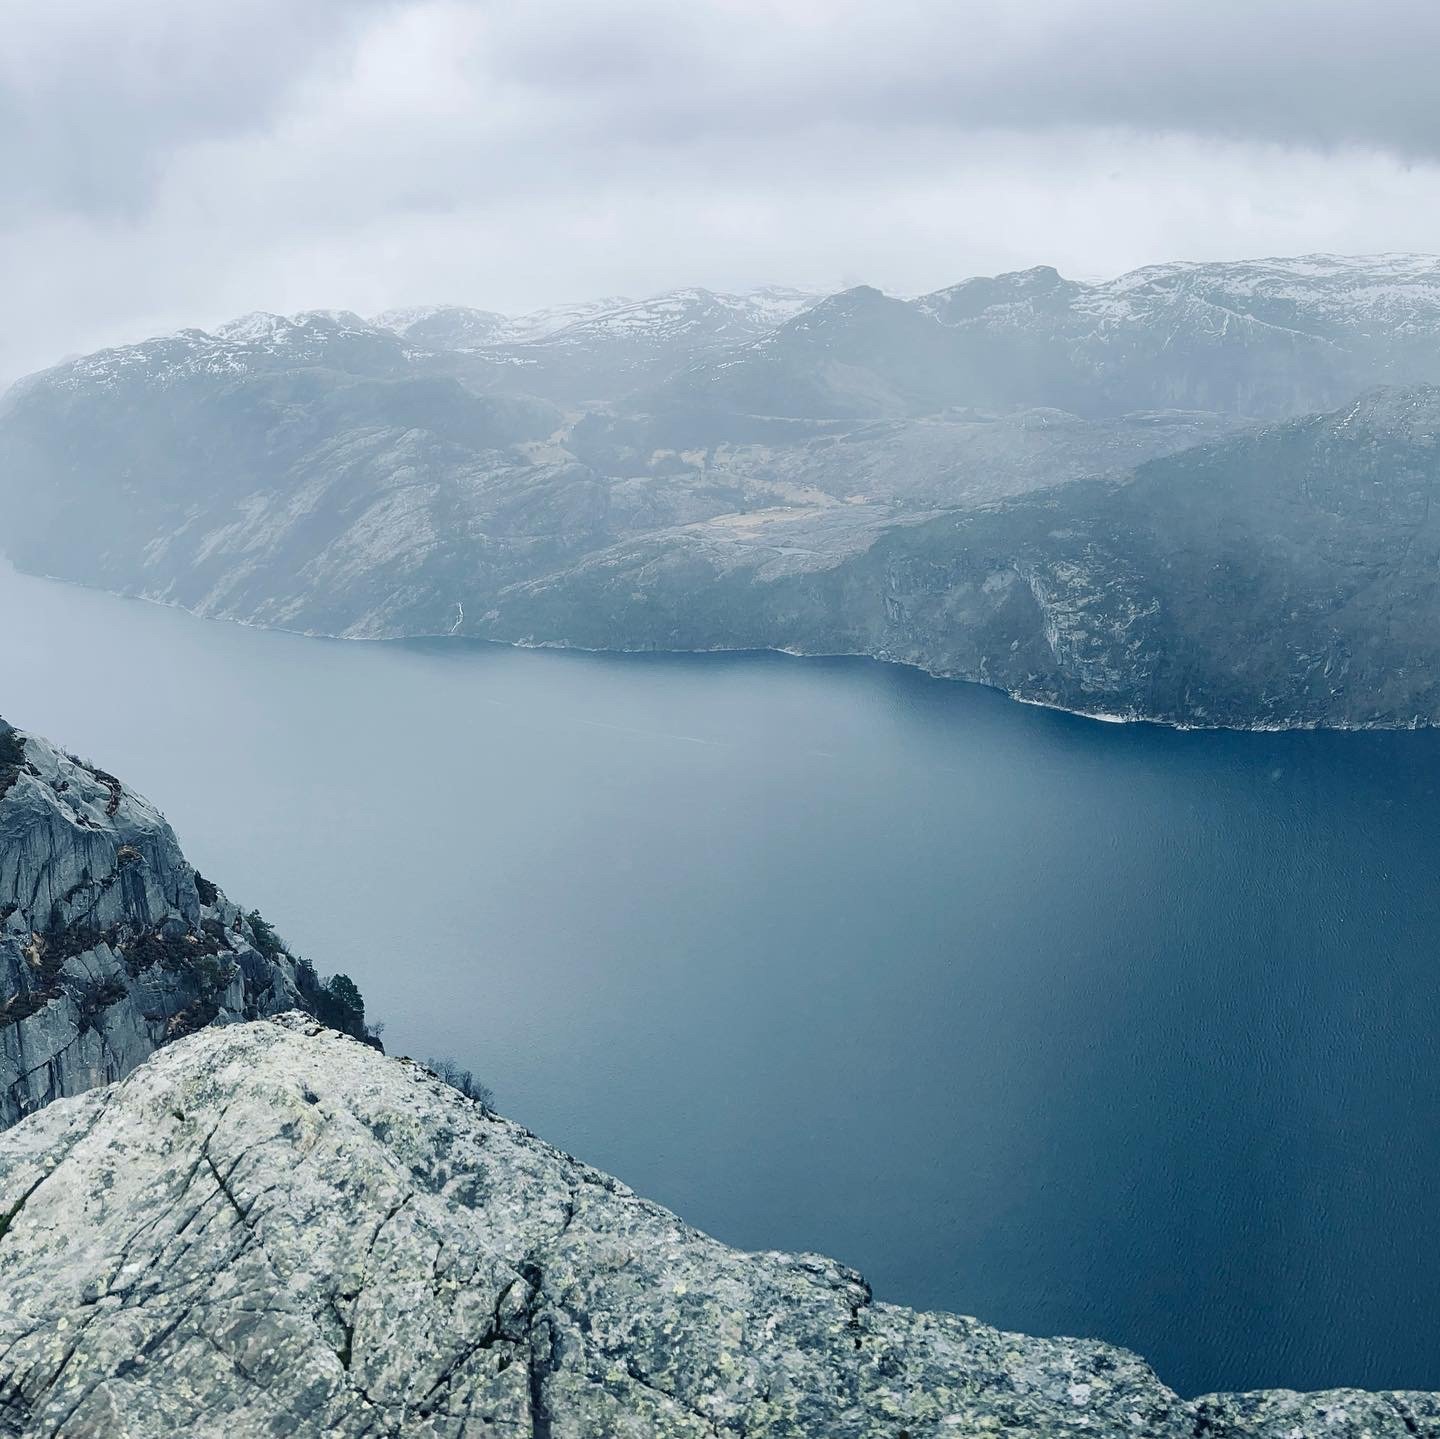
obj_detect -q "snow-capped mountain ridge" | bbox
[643,252,1440,424]
[17,256,1440,731]
[922,252,1440,339]
[370,299,627,351]
[214,309,374,344]
[14,254,1440,417]
[370,286,817,354]
[19,309,415,396]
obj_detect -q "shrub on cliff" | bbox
[245,910,288,960]
[324,973,364,1020]
[0,724,25,803]
[425,1056,494,1111]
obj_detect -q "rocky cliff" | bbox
[0,717,360,1129]
[1,727,1437,1434]
[2,1013,1437,1438]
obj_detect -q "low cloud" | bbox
[3,0,1437,384]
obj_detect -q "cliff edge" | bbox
[0,717,363,1128]
[0,1015,1436,1438]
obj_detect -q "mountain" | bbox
[472,387,1440,729]
[0,716,367,1128]
[371,304,517,351]
[650,284,962,422]
[0,298,1234,641]
[1,1012,1436,1436]
[657,253,1440,423]
[374,287,815,352]
[0,313,564,632]
[368,286,820,404]
[9,256,1440,728]
[373,296,636,349]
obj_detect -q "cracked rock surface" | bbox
[0,717,343,1129]
[1,1015,1438,1438]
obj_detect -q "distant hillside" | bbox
[473,387,1440,729]
[7,258,1440,727]
[655,254,1440,423]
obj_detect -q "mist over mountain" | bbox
[6,254,1440,727]
[16,3,1440,1429]
[374,287,821,404]
[483,386,1440,729]
[651,254,1440,423]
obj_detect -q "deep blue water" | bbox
[5,559,1440,1397]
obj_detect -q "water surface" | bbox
[5,561,1440,1397]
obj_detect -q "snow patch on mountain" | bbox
[372,286,818,355]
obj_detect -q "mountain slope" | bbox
[0,717,365,1128]
[470,387,1440,728]
[660,253,1440,422]
[0,321,566,633]
[0,311,1233,639]
[1,1012,1436,1437]
[9,257,1440,727]
[372,286,820,404]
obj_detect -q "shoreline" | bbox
[7,558,1429,738]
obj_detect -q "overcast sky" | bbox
[5,0,1440,383]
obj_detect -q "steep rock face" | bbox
[1,1014,1436,1438]
[0,718,351,1129]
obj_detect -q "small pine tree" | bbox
[246,910,287,959]
[325,972,364,1019]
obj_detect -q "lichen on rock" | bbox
[0,1015,1436,1438]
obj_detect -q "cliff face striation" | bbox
[0,1014,1436,1438]
[0,717,360,1129]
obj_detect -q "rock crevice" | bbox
[1,1015,1435,1438]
